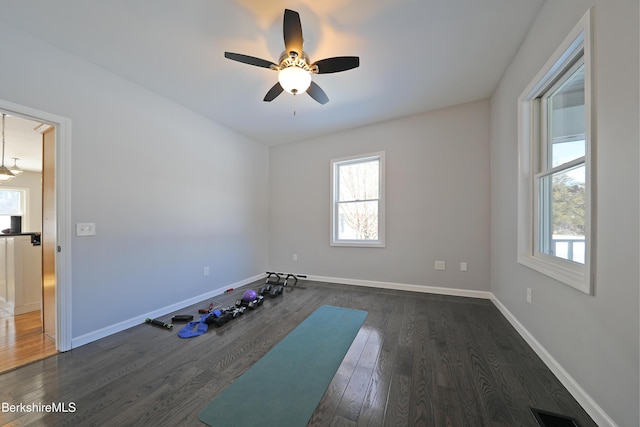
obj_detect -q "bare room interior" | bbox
[0,1,637,426]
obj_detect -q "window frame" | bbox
[330,151,386,247]
[517,9,594,294]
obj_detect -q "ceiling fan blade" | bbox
[312,56,360,74]
[224,52,277,69]
[263,82,284,102]
[283,9,303,57]
[306,81,329,105]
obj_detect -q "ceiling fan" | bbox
[224,9,359,105]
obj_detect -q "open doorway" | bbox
[0,113,56,373]
[0,100,71,372]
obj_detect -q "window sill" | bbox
[517,253,592,295]
[330,240,385,248]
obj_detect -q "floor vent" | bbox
[530,408,580,427]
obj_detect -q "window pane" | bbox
[548,63,585,167]
[0,190,22,215]
[538,164,586,263]
[338,159,379,202]
[337,201,378,240]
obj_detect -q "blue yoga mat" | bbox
[198,305,368,426]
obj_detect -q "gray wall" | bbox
[269,99,491,291]
[0,23,269,339]
[490,1,639,426]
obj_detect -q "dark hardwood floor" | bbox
[0,280,595,426]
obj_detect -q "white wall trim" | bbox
[490,295,617,427]
[305,274,493,299]
[71,273,264,348]
[13,302,41,316]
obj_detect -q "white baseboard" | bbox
[490,296,617,427]
[13,302,41,316]
[71,273,263,349]
[305,274,493,300]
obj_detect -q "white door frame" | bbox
[0,98,72,352]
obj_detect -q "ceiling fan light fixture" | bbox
[224,9,359,104]
[278,66,311,95]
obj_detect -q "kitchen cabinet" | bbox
[0,236,42,315]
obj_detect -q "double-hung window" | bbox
[331,152,385,247]
[537,58,586,263]
[518,10,594,294]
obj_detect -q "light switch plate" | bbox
[76,222,96,236]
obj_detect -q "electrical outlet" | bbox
[435,261,446,271]
[204,266,210,276]
[293,253,298,262]
[526,287,532,304]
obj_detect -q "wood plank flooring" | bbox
[0,280,596,426]
[0,309,57,374]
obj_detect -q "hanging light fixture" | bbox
[278,66,312,95]
[0,114,15,183]
[9,158,23,176]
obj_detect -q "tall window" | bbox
[0,188,26,231]
[331,152,385,247]
[518,10,593,294]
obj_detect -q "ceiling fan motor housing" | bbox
[278,51,315,73]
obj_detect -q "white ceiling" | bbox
[0,115,44,173]
[1,0,544,153]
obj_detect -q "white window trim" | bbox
[330,151,386,247]
[517,9,594,294]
